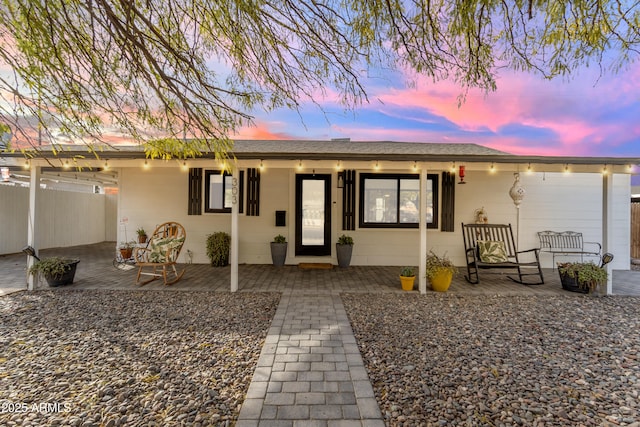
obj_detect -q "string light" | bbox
[143,159,150,170]
[413,161,418,171]
[259,159,264,170]
[23,160,30,170]
[526,163,532,174]
[374,160,380,170]
[450,161,456,172]
[602,164,608,175]
[63,160,70,170]
[103,160,109,171]
[336,160,342,171]
[564,164,570,174]
[489,162,495,173]
[297,160,303,170]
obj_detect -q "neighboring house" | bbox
[2,139,638,293]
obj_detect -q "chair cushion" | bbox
[477,240,508,263]
[149,237,185,263]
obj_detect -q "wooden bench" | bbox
[462,223,544,285]
[537,231,601,266]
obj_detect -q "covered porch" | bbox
[2,242,638,296]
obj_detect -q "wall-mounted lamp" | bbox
[1,167,10,182]
[337,171,345,188]
[22,245,40,261]
[458,165,466,184]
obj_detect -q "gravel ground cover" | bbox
[0,290,279,427]
[342,293,640,427]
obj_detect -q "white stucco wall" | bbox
[116,166,632,270]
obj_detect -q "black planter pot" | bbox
[45,260,80,287]
[336,244,353,268]
[270,242,287,267]
[558,271,589,294]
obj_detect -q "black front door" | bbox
[295,174,331,256]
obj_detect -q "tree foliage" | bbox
[0,0,638,159]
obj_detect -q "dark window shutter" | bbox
[188,168,202,215]
[247,168,260,216]
[441,171,455,232]
[342,170,356,230]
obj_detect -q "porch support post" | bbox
[602,173,613,295]
[27,165,41,290]
[419,165,428,294]
[230,168,239,292]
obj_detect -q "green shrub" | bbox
[273,234,286,243]
[206,232,231,267]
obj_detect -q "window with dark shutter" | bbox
[441,171,455,232]
[341,170,356,230]
[246,168,260,216]
[188,168,202,215]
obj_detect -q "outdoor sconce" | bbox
[337,171,345,188]
[458,165,466,184]
[22,245,40,261]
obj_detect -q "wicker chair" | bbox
[133,222,186,285]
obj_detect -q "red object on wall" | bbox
[458,165,466,184]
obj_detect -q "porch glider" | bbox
[133,222,186,286]
[462,223,544,285]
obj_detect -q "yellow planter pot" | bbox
[429,270,453,292]
[399,275,415,291]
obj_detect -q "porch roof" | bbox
[2,139,639,169]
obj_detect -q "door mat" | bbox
[298,263,334,270]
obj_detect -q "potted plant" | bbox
[399,266,416,291]
[557,261,608,294]
[118,241,136,259]
[336,234,354,268]
[206,232,231,267]
[29,256,80,287]
[136,227,148,244]
[426,251,457,292]
[270,234,288,267]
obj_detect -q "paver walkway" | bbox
[237,291,385,427]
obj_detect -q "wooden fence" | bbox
[633,202,640,259]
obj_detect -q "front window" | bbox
[205,170,233,213]
[359,173,438,228]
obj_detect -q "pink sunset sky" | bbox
[233,64,640,160]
